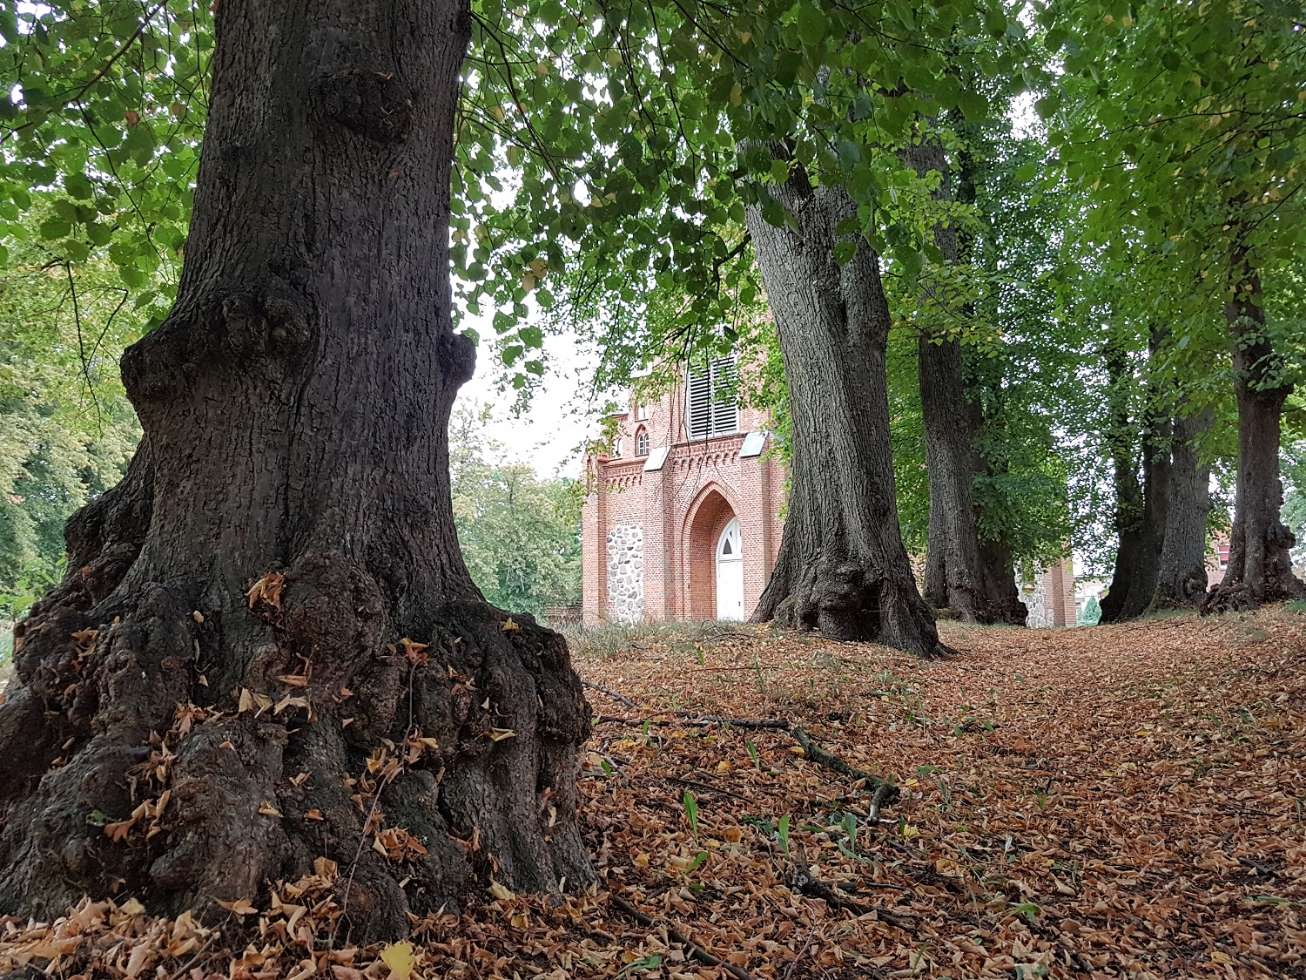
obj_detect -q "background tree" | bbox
[449,404,582,618]
[1042,0,1306,609]
[0,248,141,618]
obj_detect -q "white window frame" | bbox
[635,428,650,456]
[686,355,739,440]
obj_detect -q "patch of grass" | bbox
[1286,598,1306,615]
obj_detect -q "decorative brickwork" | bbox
[605,524,645,623]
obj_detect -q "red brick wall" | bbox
[581,376,785,625]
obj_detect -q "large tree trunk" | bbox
[744,168,948,657]
[0,0,591,936]
[907,141,1025,625]
[1152,411,1213,608]
[1203,255,1304,611]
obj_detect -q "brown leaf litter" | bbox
[2,607,1302,978]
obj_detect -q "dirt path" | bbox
[2,609,1302,978]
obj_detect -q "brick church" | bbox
[581,358,1077,627]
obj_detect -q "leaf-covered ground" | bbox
[3,608,1303,978]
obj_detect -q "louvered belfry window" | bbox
[686,356,739,439]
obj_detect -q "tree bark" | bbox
[0,0,591,936]
[1152,411,1213,608]
[1203,253,1304,611]
[743,167,949,657]
[907,141,1025,625]
[917,335,1025,623]
[1099,339,1149,623]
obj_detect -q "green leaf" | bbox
[63,173,94,200]
[795,3,826,47]
[39,217,71,240]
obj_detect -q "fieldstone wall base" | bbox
[606,524,644,623]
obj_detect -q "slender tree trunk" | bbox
[908,141,1025,625]
[917,336,1024,623]
[1203,253,1304,611]
[1153,411,1213,607]
[1124,414,1170,616]
[0,0,591,935]
[1099,340,1147,623]
[744,167,948,657]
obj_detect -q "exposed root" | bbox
[0,551,593,938]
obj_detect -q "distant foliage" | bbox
[448,404,582,617]
[0,245,142,619]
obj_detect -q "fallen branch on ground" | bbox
[791,726,897,797]
[667,774,754,803]
[595,714,790,730]
[788,865,915,930]
[594,712,899,803]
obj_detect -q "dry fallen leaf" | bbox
[245,571,285,611]
[378,940,416,980]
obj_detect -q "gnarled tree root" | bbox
[0,551,592,939]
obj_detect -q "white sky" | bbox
[458,314,601,479]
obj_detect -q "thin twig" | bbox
[667,774,753,804]
[610,893,761,980]
[581,679,638,708]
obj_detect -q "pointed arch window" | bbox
[635,427,650,457]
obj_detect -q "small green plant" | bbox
[745,739,760,768]
[777,813,791,855]
[682,789,699,835]
[934,776,954,813]
[617,954,663,975]
[1010,900,1041,924]
[839,812,858,857]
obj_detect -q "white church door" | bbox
[715,518,744,621]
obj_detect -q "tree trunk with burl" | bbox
[744,162,949,657]
[0,0,591,937]
[1203,252,1304,612]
